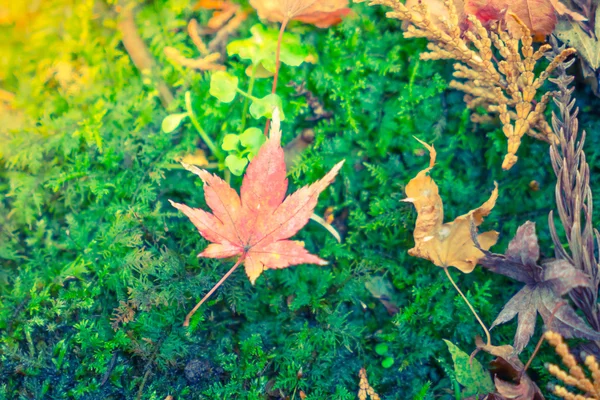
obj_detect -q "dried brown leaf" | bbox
[476,337,545,400]
[479,222,600,352]
[404,139,498,273]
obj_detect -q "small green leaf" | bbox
[381,357,394,369]
[161,113,188,133]
[374,343,388,356]
[222,134,241,151]
[210,71,239,103]
[239,128,266,154]
[250,94,285,120]
[225,154,249,176]
[227,25,312,72]
[444,340,495,397]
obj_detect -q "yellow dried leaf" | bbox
[180,149,209,167]
[404,140,498,273]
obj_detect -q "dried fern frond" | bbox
[547,37,600,338]
[358,368,381,400]
[163,19,225,72]
[355,0,575,170]
[545,331,600,399]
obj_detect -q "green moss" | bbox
[2,1,600,399]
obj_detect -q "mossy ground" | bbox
[2,1,600,399]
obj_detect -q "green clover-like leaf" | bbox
[161,113,188,133]
[227,24,311,72]
[239,127,265,155]
[225,154,249,176]
[444,340,495,397]
[249,94,285,121]
[209,71,239,103]
[222,134,241,152]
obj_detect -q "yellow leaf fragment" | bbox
[404,141,498,273]
[180,149,209,167]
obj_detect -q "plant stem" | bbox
[183,258,242,327]
[443,266,492,346]
[235,87,260,102]
[185,91,220,157]
[271,18,288,96]
[136,369,151,400]
[264,17,289,136]
[522,301,566,375]
[240,64,257,132]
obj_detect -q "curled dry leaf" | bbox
[403,139,498,273]
[478,222,600,353]
[249,0,351,28]
[170,108,344,284]
[475,336,545,400]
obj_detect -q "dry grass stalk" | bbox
[354,0,575,169]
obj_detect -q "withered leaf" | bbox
[249,0,351,28]
[555,3,600,72]
[478,221,600,353]
[365,276,400,315]
[404,139,498,273]
[465,0,558,36]
[475,337,545,400]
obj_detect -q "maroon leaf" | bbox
[476,337,545,400]
[478,222,600,353]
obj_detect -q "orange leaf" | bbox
[193,0,227,10]
[249,0,351,28]
[170,109,344,284]
[403,139,498,273]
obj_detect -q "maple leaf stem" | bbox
[183,258,243,327]
[264,17,289,136]
[443,266,492,346]
[272,18,289,96]
[522,301,567,375]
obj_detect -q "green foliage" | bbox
[443,340,494,397]
[227,24,313,72]
[210,71,239,103]
[2,0,600,399]
[221,128,265,175]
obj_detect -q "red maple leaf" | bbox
[170,109,344,325]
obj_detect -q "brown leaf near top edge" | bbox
[249,0,351,28]
[465,0,557,37]
[475,337,545,400]
[403,139,499,273]
[478,222,600,353]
